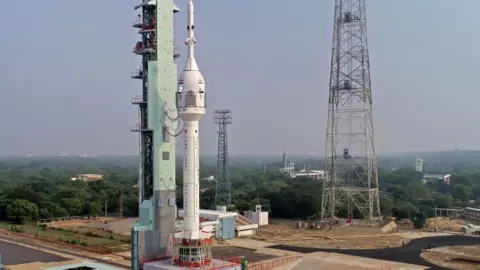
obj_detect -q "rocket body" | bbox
[177,0,205,241]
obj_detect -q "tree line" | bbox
[0,156,479,224]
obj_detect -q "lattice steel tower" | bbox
[214,109,232,207]
[321,0,381,223]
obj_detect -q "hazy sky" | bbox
[1,0,479,156]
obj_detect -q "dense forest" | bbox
[0,152,479,225]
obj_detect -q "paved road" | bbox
[0,235,129,269]
[0,241,68,265]
[269,235,480,270]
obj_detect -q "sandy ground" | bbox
[421,245,480,270]
[83,218,137,235]
[47,217,118,229]
[253,223,407,249]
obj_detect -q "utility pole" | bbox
[119,191,124,220]
[321,0,381,225]
[104,200,108,223]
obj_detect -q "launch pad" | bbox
[172,237,213,267]
[144,259,241,270]
[143,236,242,270]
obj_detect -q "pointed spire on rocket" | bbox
[177,0,205,116]
[184,0,199,71]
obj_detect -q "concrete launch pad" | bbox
[143,259,241,270]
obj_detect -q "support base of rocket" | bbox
[171,237,213,267]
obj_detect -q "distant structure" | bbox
[415,157,423,172]
[463,207,480,222]
[321,0,381,224]
[280,152,325,180]
[72,174,103,182]
[422,173,451,185]
[214,109,232,207]
[279,151,295,174]
[293,167,325,180]
[244,205,269,227]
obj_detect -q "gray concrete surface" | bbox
[0,241,69,266]
[211,246,277,262]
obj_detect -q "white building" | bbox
[176,207,258,239]
[71,174,103,182]
[292,169,326,180]
[201,175,215,181]
[422,173,451,185]
[279,162,295,174]
[280,160,326,180]
[244,205,269,227]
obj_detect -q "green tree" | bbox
[379,194,393,216]
[392,203,417,220]
[83,202,102,216]
[451,184,472,202]
[410,210,427,229]
[6,199,39,224]
[433,193,452,208]
[60,198,83,216]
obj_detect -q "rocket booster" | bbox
[176,0,206,241]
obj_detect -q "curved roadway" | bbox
[269,235,480,270]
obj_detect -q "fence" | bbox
[37,213,128,224]
[248,254,303,270]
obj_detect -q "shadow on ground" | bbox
[269,235,479,270]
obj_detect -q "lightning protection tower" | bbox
[321,0,381,224]
[214,109,232,207]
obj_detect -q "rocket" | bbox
[176,0,206,241]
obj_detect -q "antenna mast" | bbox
[321,0,381,224]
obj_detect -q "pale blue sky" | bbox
[0,0,479,156]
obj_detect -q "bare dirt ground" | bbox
[83,218,137,235]
[251,222,405,249]
[424,217,468,232]
[422,245,480,270]
[250,219,464,250]
[48,217,118,230]
[45,217,136,237]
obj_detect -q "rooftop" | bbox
[41,261,121,270]
[199,209,238,218]
[465,207,480,212]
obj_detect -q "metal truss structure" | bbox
[213,109,232,207]
[321,0,381,224]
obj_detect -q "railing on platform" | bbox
[248,254,303,270]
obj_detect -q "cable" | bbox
[164,101,176,112]
[165,111,180,122]
[164,120,184,137]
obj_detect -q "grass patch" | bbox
[0,222,130,251]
